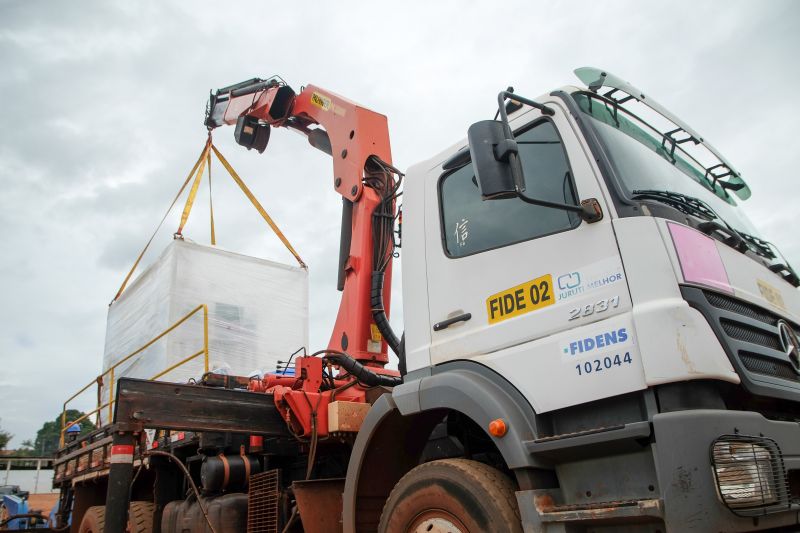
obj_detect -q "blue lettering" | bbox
[566,327,629,357]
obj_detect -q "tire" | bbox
[77,502,154,533]
[378,458,522,533]
[78,506,105,533]
[127,502,154,533]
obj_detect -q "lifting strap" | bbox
[112,140,212,303]
[211,144,307,269]
[112,136,306,302]
[207,151,216,245]
[176,140,211,236]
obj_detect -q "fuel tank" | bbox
[162,494,247,533]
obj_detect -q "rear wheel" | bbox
[127,502,154,533]
[378,458,522,533]
[77,502,154,533]
[78,506,105,533]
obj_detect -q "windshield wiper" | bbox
[632,189,799,286]
[631,189,716,220]
[737,232,799,286]
[632,189,748,251]
[737,232,776,260]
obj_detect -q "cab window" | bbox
[440,119,579,257]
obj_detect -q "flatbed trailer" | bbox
[53,375,389,533]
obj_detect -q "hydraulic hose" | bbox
[370,271,402,355]
[323,351,402,387]
[0,514,47,528]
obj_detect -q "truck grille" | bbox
[682,286,800,399]
[739,352,799,383]
[721,320,783,352]
[706,291,778,326]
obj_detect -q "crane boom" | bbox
[205,77,399,367]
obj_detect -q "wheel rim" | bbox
[408,509,468,533]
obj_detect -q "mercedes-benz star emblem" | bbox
[777,320,800,371]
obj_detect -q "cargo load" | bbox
[100,238,308,421]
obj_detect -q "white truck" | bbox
[391,66,800,532]
[53,67,800,533]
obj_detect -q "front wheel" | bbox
[378,458,522,533]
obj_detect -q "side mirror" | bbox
[465,90,603,223]
[467,120,521,200]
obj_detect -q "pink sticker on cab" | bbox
[668,222,733,294]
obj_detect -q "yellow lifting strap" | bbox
[113,137,306,302]
[112,139,213,303]
[207,150,216,246]
[211,144,307,269]
[176,141,210,236]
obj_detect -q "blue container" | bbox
[270,366,296,377]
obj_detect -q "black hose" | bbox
[145,450,218,533]
[322,351,402,387]
[370,271,401,356]
[0,513,47,527]
[280,507,299,533]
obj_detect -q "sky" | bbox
[1,0,799,447]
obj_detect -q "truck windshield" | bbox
[572,92,763,239]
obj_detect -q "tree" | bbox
[14,439,36,457]
[0,419,11,450]
[34,410,96,457]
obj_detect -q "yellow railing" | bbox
[60,304,209,446]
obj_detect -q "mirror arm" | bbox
[493,139,519,163]
[496,91,555,129]
[516,193,582,212]
[495,90,557,194]
[516,193,603,222]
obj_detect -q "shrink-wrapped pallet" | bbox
[100,239,308,422]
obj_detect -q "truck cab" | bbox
[390,68,800,530]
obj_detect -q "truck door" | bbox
[423,100,646,413]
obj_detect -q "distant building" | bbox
[1,456,57,494]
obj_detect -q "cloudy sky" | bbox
[1,0,798,447]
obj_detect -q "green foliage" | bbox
[11,439,36,457]
[34,410,97,456]
[0,419,11,450]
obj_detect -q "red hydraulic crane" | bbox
[204,76,403,439]
[205,77,401,368]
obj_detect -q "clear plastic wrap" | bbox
[101,240,308,422]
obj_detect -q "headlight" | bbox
[711,436,787,512]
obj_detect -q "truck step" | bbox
[535,496,663,523]
[523,421,651,461]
